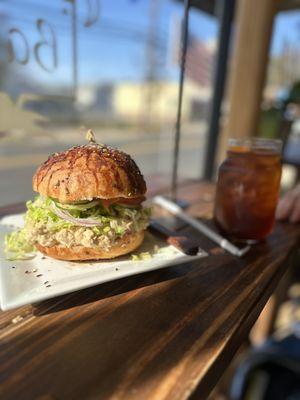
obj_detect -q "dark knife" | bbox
[148,220,200,255]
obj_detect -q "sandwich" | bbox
[5,131,151,261]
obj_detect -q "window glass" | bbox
[261,10,300,138]
[0,0,218,206]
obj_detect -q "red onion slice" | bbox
[50,203,104,227]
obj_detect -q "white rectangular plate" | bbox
[0,214,208,310]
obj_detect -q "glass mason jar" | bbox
[214,138,282,241]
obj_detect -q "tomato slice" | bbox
[101,196,145,209]
[117,196,145,205]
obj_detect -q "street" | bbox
[0,128,206,206]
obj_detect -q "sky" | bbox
[271,10,300,54]
[0,0,217,91]
[0,0,300,93]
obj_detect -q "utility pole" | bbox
[143,0,161,129]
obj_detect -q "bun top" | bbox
[32,144,146,203]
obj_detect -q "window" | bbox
[0,0,220,206]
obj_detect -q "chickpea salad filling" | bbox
[5,196,151,260]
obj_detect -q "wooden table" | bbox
[0,181,299,400]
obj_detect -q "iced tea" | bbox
[214,138,282,241]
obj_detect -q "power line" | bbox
[4,15,168,53]
[2,1,169,37]
[2,13,168,49]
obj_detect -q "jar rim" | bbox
[228,137,282,153]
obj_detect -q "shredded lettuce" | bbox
[131,252,152,261]
[4,195,152,260]
[24,196,151,234]
[5,229,35,260]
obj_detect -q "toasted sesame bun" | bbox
[32,144,146,203]
[35,230,145,261]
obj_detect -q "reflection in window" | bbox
[0,0,218,206]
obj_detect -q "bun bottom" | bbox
[35,231,145,261]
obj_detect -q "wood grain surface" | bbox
[0,181,299,400]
